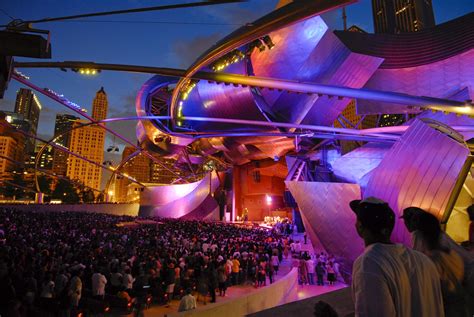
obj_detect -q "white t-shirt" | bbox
[178,294,197,312]
[92,273,107,296]
[123,273,134,289]
[306,259,315,274]
[352,243,444,317]
[271,255,280,267]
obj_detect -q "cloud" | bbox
[108,94,137,118]
[171,32,225,68]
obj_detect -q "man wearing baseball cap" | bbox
[350,197,444,317]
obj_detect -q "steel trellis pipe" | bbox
[103,149,141,199]
[13,62,471,111]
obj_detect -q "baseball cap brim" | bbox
[349,200,362,213]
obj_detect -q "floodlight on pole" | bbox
[73,68,100,76]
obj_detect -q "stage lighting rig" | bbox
[71,68,101,76]
[262,35,275,50]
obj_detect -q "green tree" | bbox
[0,173,28,200]
[80,188,95,203]
[52,178,80,203]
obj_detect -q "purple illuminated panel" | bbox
[182,62,268,132]
[251,16,383,125]
[358,50,474,115]
[139,173,220,219]
[331,142,391,186]
[286,181,364,263]
[364,119,470,245]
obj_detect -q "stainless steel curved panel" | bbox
[181,62,268,131]
[139,172,220,218]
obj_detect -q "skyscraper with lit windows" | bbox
[372,0,435,34]
[66,88,107,190]
[14,88,41,154]
[115,145,152,202]
[92,87,108,121]
[52,114,79,176]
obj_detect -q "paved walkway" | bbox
[122,232,345,317]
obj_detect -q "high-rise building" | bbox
[372,0,435,34]
[92,87,108,121]
[34,142,54,171]
[14,88,41,153]
[150,158,181,184]
[124,146,151,183]
[0,114,25,177]
[115,146,151,202]
[67,120,105,190]
[0,136,21,177]
[66,88,108,190]
[52,114,79,176]
[3,111,32,133]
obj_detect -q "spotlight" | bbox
[247,39,266,54]
[76,68,100,76]
[262,35,275,50]
[256,39,266,52]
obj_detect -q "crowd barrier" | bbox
[0,203,140,216]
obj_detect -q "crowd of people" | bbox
[12,196,470,317]
[0,208,297,316]
[292,250,341,287]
